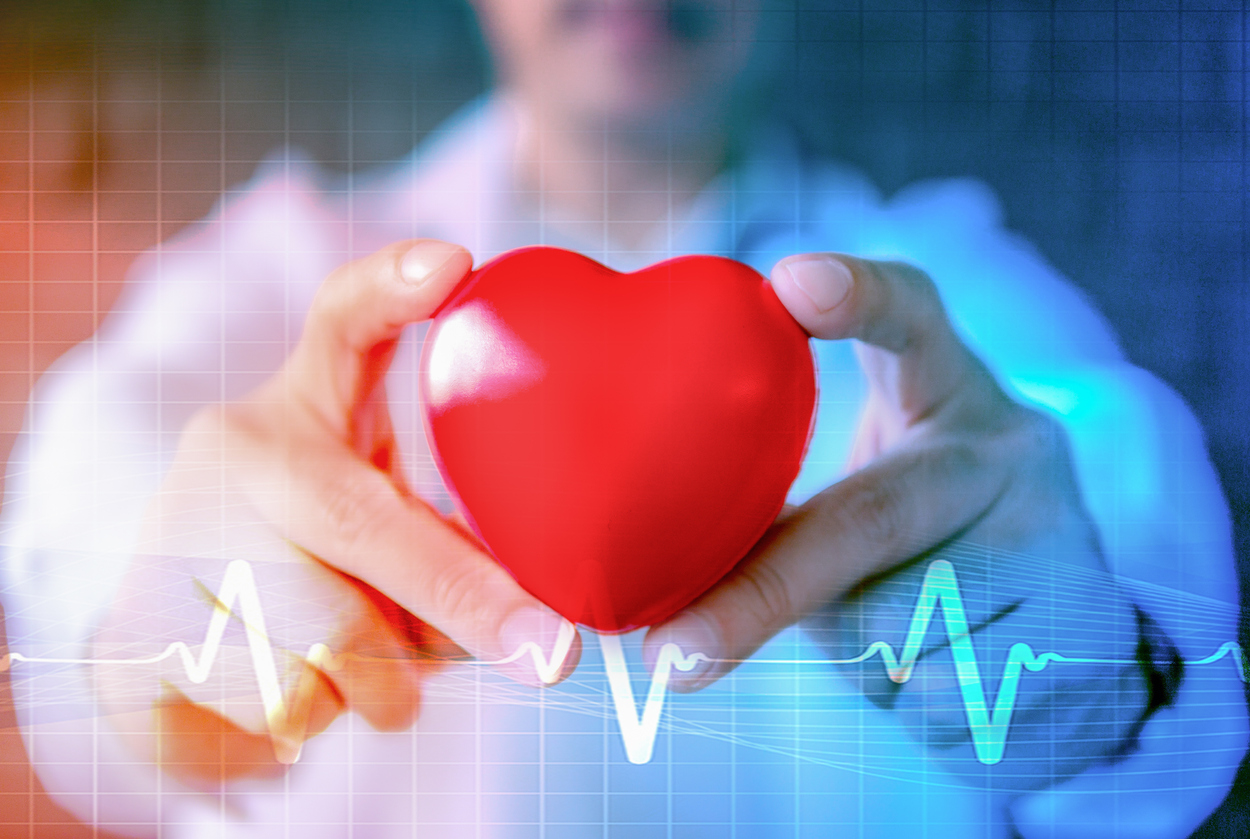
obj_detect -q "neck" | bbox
[510,95,731,249]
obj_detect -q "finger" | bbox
[98,630,347,776]
[93,544,353,761]
[112,545,440,751]
[770,253,1002,423]
[221,411,582,688]
[104,663,345,783]
[150,688,322,787]
[288,239,474,431]
[321,607,424,733]
[643,436,1011,690]
[317,569,457,733]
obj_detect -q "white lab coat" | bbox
[2,96,1244,838]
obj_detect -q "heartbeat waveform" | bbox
[2,559,1245,767]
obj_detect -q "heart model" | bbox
[419,246,817,632]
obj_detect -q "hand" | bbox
[93,240,580,787]
[644,253,1151,790]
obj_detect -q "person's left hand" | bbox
[643,253,1154,790]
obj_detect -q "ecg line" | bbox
[822,559,1117,765]
[598,633,709,764]
[2,558,1245,767]
[484,619,580,686]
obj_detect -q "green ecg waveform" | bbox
[831,559,1246,765]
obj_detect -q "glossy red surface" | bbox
[420,247,816,632]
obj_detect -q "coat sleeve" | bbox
[834,174,1246,838]
[0,156,336,828]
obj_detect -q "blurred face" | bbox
[473,0,761,133]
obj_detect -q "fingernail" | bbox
[400,241,462,284]
[781,256,853,313]
[498,607,576,686]
[644,612,720,691]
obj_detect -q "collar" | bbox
[349,94,874,273]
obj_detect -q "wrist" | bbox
[1112,605,1185,760]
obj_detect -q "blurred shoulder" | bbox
[83,147,369,376]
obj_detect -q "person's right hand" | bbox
[93,240,580,787]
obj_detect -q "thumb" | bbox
[770,253,1001,424]
[287,240,474,433]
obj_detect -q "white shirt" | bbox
[2,97,1244,839]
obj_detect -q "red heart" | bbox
[419,247,816,632]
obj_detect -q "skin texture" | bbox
[95,242,580,783]
[91,0,1163,827]
[95,243,1146,798]
[647,255,1147,790]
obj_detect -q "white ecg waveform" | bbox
[2,560,336,764]
[487,619,579,686]
[599,633,709,764]
[484,624,709,763]
[2,558,1245,767]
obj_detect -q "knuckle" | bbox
[421,558,500,644]
[1001,406,1074,475]
[1012,405,1060,446]
[888,262,945,330]
[185,400,276,449]
[927,438,983,481]
[318,471,400,561]
[889,261,939,299]
[732,561,797,633]
[311,247,403,325]
[836,477,910,556]
[176,403,263,465]
[339,645,423,733]
[310,261,355,316]
[302,270,362,351]
[862,260,950,353]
